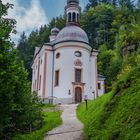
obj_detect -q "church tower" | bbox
[65,0,81,26]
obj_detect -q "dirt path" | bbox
[44,104,84,140]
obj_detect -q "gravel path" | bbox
[44,104,84,140]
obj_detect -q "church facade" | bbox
[31,0,105,104]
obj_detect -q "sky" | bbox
[2,0,89,44]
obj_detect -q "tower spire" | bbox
[65,0,81,26]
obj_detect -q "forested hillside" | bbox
[17,0,140,91]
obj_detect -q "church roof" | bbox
[54,25,89,44]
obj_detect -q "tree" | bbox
[118,0,134,10]
[88,0,98,7]
[81,4,115,49]
[0,1,43,139]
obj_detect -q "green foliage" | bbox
[0,1,43,139]
[98,45,122,88]
[12,106,62,140]
[81,4,115,49]
[0,1,16,39]
[81,0,140,90]
[77,52,140,140]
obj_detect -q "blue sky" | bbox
[2,0,89,44]
[18,0,66,21]
[17,0,89,21]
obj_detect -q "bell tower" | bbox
[65,0,81,26]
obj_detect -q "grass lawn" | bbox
[13,105,62,140]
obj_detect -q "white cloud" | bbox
[2,0,48,45]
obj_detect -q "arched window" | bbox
[77,13,79,22]
[68,12,71,22]
[72,12,76,22]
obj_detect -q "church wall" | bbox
[32,45,99,103]
[32,46,53,100]
[32,55,39,93]
[32,50,44,97]
[44,50,53,98]
[90,53,98,99]
[53,47,75,100]
[53,43,93,103]
[37,55,43,97]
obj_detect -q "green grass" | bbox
[77,93,113,139]
[41,104,56,109]
[13,105,62,140]
[77,53,140,140]
[77,87,140,140]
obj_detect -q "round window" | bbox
[75,51,82,57]
[56,53,60,59]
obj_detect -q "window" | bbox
[56,53,60,59]
[72,12,76,22]
[75,69,82,82]
[75,51,82,57]
[77,13,79,22]
[55,70,59,86]
[68,12,71,22]
[39,75,41,90]
[98,83,101,90]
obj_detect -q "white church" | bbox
[32,0,105,104]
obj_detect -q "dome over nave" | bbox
[54,25,89,44]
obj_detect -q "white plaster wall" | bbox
[37,55,43,97]
[32,55,39,93]
[53,42,93,103]
[44,50,53,98]
[90,54,98,99]
[31,46,53,99]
